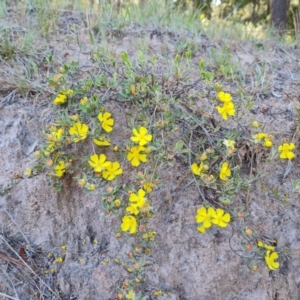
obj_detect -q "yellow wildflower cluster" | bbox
[216,91,235,120]
[142,231,157,241]
[98,112,114,132]
[192,156,232,184]
[223,139,235,155]
[253,132,272,148]
[120,188,153,235]
[54,161,66,177]
[69,122,89,142]
[143,181,155,193]
[121,215,137,234]
[53,89,73,105]
[93,136,110,146]
[80,97,88,105]
[257,240,280,270]
[219,162,231,181]
[191,161,208,177]
[127,127,152,167]
[153,290,163,296]
[278,142,295,160]
[44,127,64,155]
[54,256,64,263]
[88,154,122,181]
[195,206,231,234]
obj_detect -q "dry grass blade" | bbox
[0,252,26,267]
[0,292,20,300]
[0,235,56,296]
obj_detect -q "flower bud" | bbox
[245,228,253,235]
[78,179,86,187]
[144,248,151,255]
[135,246,142,253]
[246,243,253,250]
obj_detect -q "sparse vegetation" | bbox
[0,0,300,299]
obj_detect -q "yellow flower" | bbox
[153,290,163,296]
[252,121,260,128]
[86,183,96,191]
[265,251,280,270]
[217,91,232,103]
[200,153,207,161]
[131,127,153,146]
[253,132,267,141]
[121,215,137,234]
[219,162,231,181]
[127,290,135,300]
[278,143,295,159]
[143,182,154,193]
[253,132,273,148]
[114,199,121,207]
[223,139,235,149]
[264,139,272,148]
[98,112,114,132]
[78,179,86,187]
[93,137,111,146]
[47,128,64,142]
[88,154,110,172]
[211,208,231,227]
[80,97,88,105]
[130,85,136,95]
[113,146,119,151]
[126,204,139,215]
[102,161,123,181]
[53,93,67,105]
[54,161,66,177]
[195,207,215,233]
[34,151,41,158]
[69,122,89,142]
[64,89,73,95]
[70,114,79,121]
[257,240,264,248]
[264,244,275,251]
[191,162,205,176]
[24,168,32,176]
[216,102,235,120]
[257,240,275,251]
[54,257,63,263]
[127,146,147,167]
[245,228,253,235]
[61,245,67,250]
[129,189,146,207]
[148,231,157,241]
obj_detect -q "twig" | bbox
[0,252,26,267]
[0,292,20,300]
[0,235,56,295]
[228,224,254,259]
[176,104,213,145]
[4,210,30,245]
[1,268,20,299]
